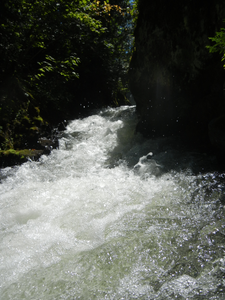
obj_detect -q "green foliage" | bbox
[207,25,225,68]
[130,0,139,25]
[1,0,134,99]
[1,0,106,80]
[0,86,47,150]
[0,0,136,151]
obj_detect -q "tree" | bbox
[206,24,225,69]
[0,0,135,150]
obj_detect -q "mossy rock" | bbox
[0,149,44,168]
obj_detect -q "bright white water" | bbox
[0,106,225,299]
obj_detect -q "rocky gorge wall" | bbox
[129,0,225,157]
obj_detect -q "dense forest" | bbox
[1,0,225,166]
[0,0,137,164]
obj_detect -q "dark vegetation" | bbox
[0,0,136,165]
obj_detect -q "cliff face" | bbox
[129,0,225,145]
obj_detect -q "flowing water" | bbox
[0,105,225,299]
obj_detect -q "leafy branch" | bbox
[207,25,225,68]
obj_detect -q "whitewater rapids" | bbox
[0,105,225,299]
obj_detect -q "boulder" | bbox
[129,0,225,143]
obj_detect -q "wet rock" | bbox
[208,114,225,166]
[38,137,59,153]
[0,149,44,167]
[129,0,225,141]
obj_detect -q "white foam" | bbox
[0,106,224,299]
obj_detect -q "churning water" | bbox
[0,105,225,299]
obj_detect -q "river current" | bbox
[0,105,225,299]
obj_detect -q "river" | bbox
[0,105,225,299]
